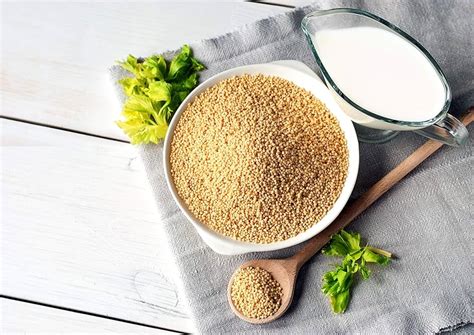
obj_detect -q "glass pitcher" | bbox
[301,8,468,145]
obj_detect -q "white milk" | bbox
[314,27,446,123]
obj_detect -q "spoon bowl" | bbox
[227,258,301,324]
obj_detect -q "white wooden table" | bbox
[0,1,305,333]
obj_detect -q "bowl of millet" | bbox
[163,62,359,255]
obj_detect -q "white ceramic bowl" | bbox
[163,61,359,255]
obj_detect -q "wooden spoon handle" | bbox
[291,108,474,267]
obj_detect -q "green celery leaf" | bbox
[322,272,339,296]
[159,105,174,123]
[119,55,141,76]
[142,55,167,80]
[347,248,365,262]
[176,90,190,103]
[335,269,352,292]
[359,258,371,279]
[360,265,371,280]
[321,230,393,314]
[322,261,356,295]
[167,45,191,81]
[330,289,351,314]
[362,248,391,265]
[117,95,168,144]
[117,118,167,145]
[121,95,156,118]
[118,77,143,96]
[340,230,361,252]
[115,45,204,144]
[322,234,351,256]
[168,90,189,114]
[190,56,205,72]
[322,230,361,257]
[173,72,198,91]
[146,81,172,103]
[167,45,205,82]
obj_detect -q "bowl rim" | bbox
[163,62,359,254]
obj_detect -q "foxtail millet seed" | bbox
[170,74,349,243]
[230,266,283,319]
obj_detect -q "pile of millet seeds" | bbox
[170,74,349,243]
[230,266,283,319]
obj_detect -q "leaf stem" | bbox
[367,246,392,258]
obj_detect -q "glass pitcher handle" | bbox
[414,113,469,146]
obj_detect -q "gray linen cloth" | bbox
[110,1,473,333]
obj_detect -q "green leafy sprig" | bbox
[321,230,392,314]
[116,45,205,144]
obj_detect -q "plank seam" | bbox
[249,1,296,9]
[0,295,187,334]
[0,116,130,144]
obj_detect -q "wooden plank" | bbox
[0,299,175,334]
[1,2,289,140]
[0,119,193,332]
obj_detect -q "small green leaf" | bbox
[322,234,350,256]
[330,289,351,314]
[173,72,198,91]
[117,95,168,145]
[359,258,371,279]
[118,77,143,96]
[362,248,391,265]
[167,44,205,82]
[122,95,156,117]
[322,230,361,256]
[142,55,167,80]
[190,56,205,72]
[118,54,141,76]
[146,81,172,102]
[340,230,361,252]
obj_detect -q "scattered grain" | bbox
[170,74,349,243]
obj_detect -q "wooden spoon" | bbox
[228,109,473,324]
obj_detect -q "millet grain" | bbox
[170,74,348,243]
[230,266,283,319]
